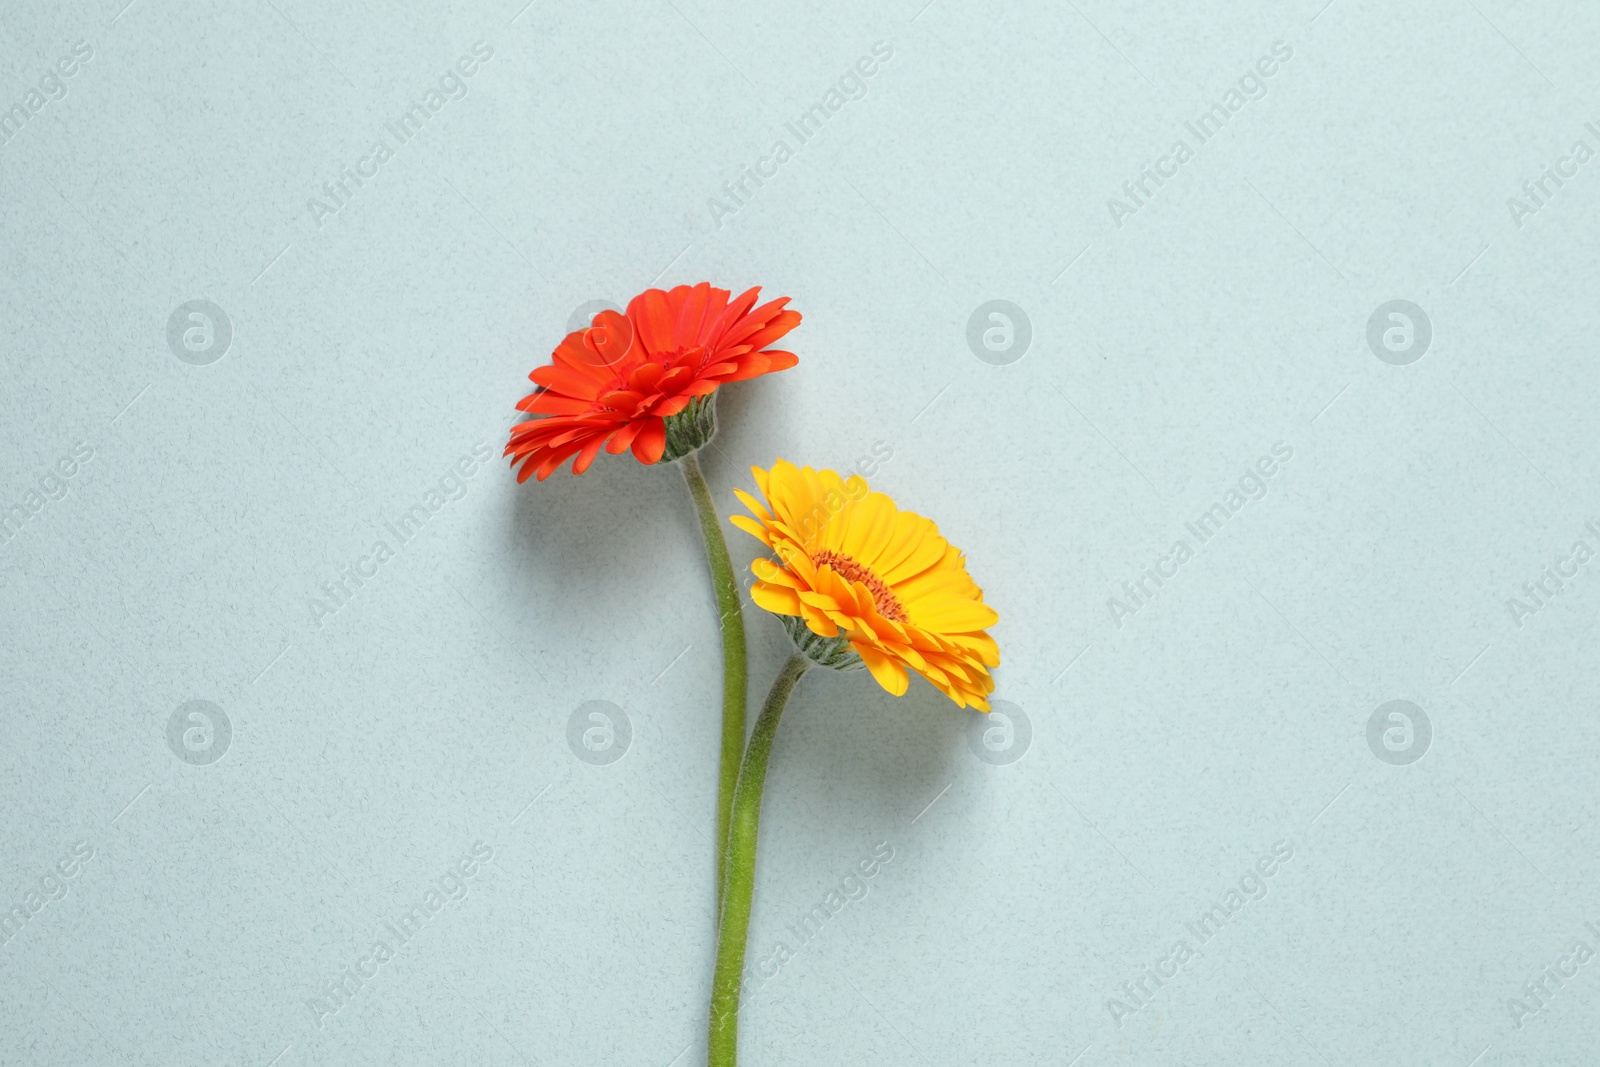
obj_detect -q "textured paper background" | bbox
[3,0,1599,1064]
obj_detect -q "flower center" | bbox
[812,549,907,622]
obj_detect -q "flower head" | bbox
[506,283,800,481]
[732,460,1000,709]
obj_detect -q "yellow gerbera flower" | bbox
[731,459,1000,709]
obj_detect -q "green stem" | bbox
[680,450,748,911]
[707,652,810,1066]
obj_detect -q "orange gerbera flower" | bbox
[506,283,800,481]
[732,460,1000,709]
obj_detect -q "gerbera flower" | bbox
[505,283,800,482]
[731,460,1000,709]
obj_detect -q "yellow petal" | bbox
[857,644,909,697]
[909,596,1000,632]
[731,458,1001,710]
[732,487,771,523]
[751,582,803,616]
[842,490,895,566]
[729,514,772,543]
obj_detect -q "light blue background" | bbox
[3,0,1598,1064]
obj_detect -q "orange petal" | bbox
[631,419,666,464]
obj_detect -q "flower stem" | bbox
[707,651,810,1066]
[679,450,748,910]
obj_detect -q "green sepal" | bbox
[661,393,718,463]
[781,613,865,672]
